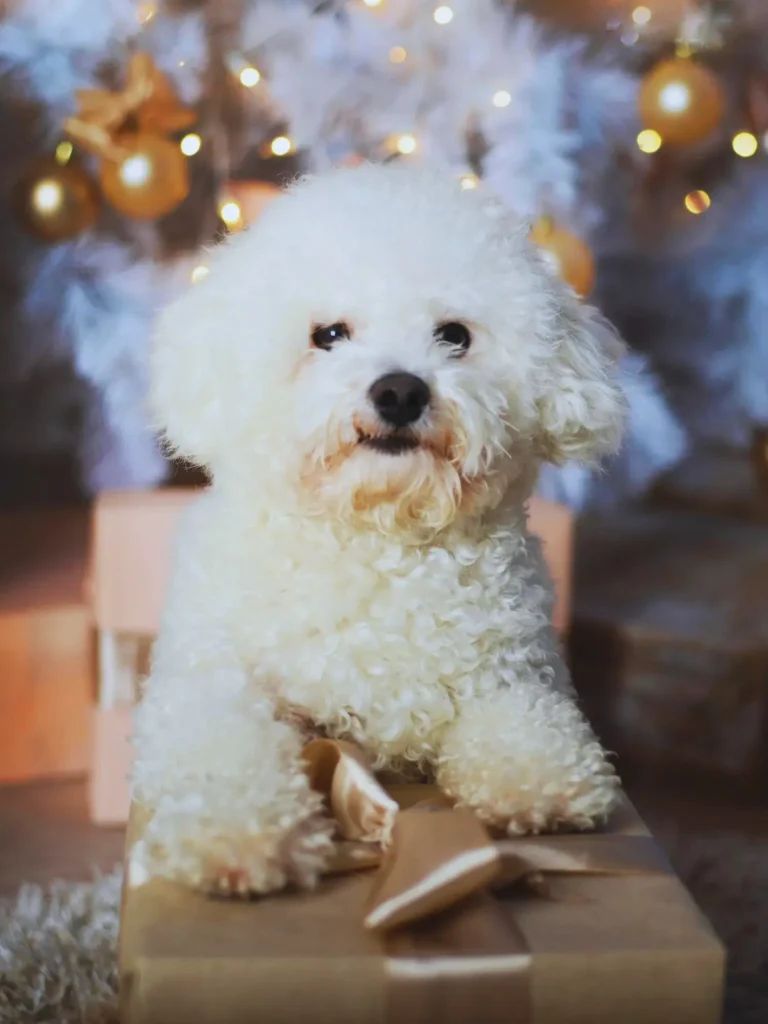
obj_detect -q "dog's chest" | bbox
[224,523,528,734]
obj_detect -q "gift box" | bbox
[89,489,573,824]
[652,443,768,524]
[528,494,572,635]
[571,507,768,792]
[89,489,190,823]
[120,746,724,1024]
[0,507,92,783]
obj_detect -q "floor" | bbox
[0,777,124,896]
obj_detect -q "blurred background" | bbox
[1,1,767,1021]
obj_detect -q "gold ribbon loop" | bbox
[303,738,399,845]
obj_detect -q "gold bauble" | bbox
[638,58,724,147]
[15,157,100,241]
[99,132,189,219]
[529,218,595,298]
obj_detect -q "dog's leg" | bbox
[131,651,333,895]
[435,681,619,834]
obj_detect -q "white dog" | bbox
[132,163,625,895]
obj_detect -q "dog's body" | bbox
[132,164,625,894]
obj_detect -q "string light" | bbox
[119,153,152,189]
[270,135,293,156]
[658,81,692,114]
[190,265,209,284]
[492,90,512,109]
[395,133,417,155]
[31,180,64,216]
[637,129,662,153]
[433,5,453,24]
[226,53,261,88]
[732,132,758,158]
[389,46,407,64]
[180,133,202,156]
[239,66,261,88]
[684,190,711,214]
[219,198,243,228]
[631,6,652,26]
[460,173,479,190]
[137,1,156,24]
[55,141,73,165]
[362,0,383,7]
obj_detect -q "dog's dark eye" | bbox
[434,321,472,357]
[311,322,351,350]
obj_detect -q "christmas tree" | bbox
[2,0,764,505]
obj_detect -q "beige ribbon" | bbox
[303,739,670,934]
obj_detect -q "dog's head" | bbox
[153,164,624,539]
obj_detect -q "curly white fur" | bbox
[132,164,625,895]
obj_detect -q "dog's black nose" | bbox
[369,372,431,428]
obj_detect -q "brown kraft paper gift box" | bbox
[120,787,725,1024]
[570,508,768,792]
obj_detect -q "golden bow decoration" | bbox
[64,52,196,162]
[303,739,670,933]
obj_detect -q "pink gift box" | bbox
[0,509,92,785]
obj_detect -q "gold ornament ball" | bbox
[529,219,596,298]
[638,58,725,147]
[15,157,100,242]
[100,132,189,219]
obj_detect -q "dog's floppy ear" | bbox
[150,238,259,469]
[535,288,626,466]
[150,188,306,471]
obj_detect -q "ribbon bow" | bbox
[304,739,669,933]
[64,52,196,162]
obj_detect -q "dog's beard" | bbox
[299,412,506,541]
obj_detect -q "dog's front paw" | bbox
[436,688,621,835]
[206,812,336,896]
[497,765,619,836]
[133,793,335,896]
[441,757,619,835]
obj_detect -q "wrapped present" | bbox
[89,490,573,825]
[571,507,768,792]
[0,507,91,783]
[652,443,768,523]
[527,494,572,635]
[89,489,191,823]
[120,740,724,1024]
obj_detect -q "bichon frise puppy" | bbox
[132,163,625,895]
